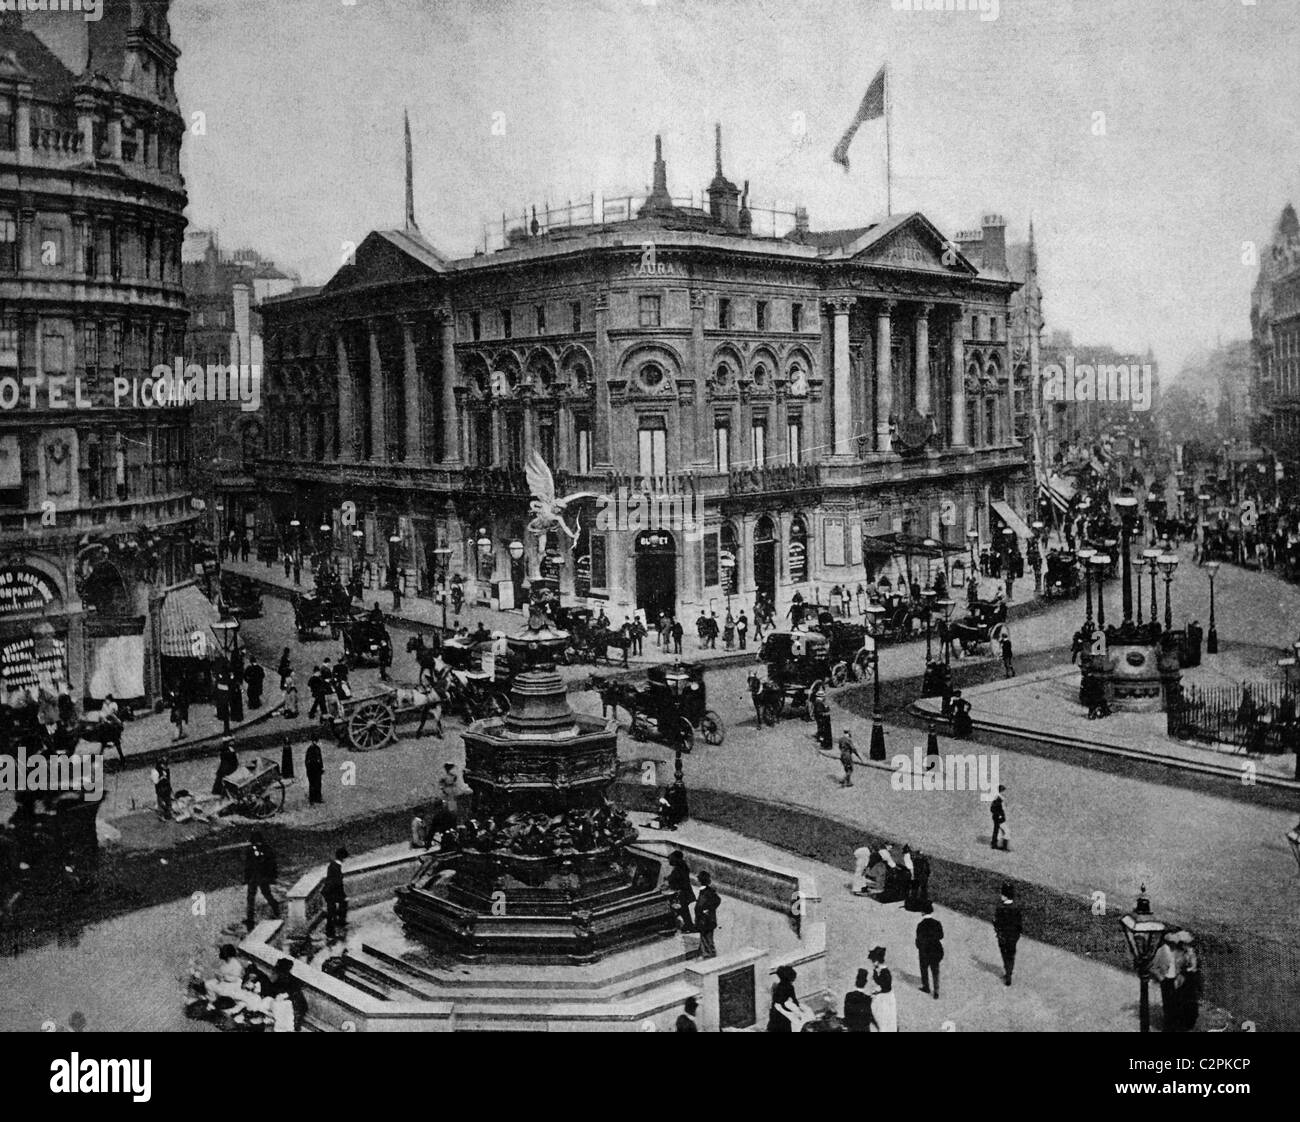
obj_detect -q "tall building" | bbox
[257,125,1031,622]
[1251,203,1300,506]
[0,0,193,703]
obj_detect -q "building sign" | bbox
[788,539,807,583]
[0,567,61,615]
[634,530,675,553]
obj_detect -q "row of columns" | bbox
[333,310,460,467]
[826,297,970,454]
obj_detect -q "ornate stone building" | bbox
[1252,203,1300,506]
[257,128,1031,622]
[0,0,194,703]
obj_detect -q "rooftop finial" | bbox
[715,122,722,175]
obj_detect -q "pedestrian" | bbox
[278,648,292,690]
[950,690,972,738]
[98,693,125,766]
[307,667,328,719]
[439,762,467,818]
[1149,931,1181,1032]
[323,846,348,940]
[152,755,172,820]
[245,658,265,709]
[813,690,832,751]
[280,737,295,780]
[767,964,809,1031]
[268,958,307,1032]
[670,617,683,655]
[837,729,864,787]
[706,612,719,648]
[414,684,443,738]
[695,612,709,650]
[228,653,245,723]
[1000,633,1015,678]
[736,611,748,650]
[693,871,720,959]
[915,903,944,999]
[212,737,239,796]
[723,612,735,651]
[304,738,324,804]
[282,675,300,719]
[391,574,402,612]
[675,997,699,1032]
[292,556,302,586]
[905,847,933,912]
[990,784,1008,851]
[842,968,874,1032]
[333,660,351,700]
[993,882,1023,986]
[926,720,940,761]
[378,640,392,683]
[169,689,188,741]
[656,612,667,649]
[753,600,767,641]
[666,849,696,932]
[630,615,646,656]
[867,947,897,1032]
[244,830,281,927]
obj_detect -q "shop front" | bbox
[0,565,71,698]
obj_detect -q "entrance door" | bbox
[635,529,677,621]
[753,516,777,606]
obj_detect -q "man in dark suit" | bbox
[693,871,721,959]
[993,882,1023,987]
[323,846,348,940]
[990,785,1008,850]
[915,904,945,999]
[244,830,280,928]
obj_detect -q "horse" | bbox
[746,673,782,726]
[406,632,443,687]
[585,674,638,722]
[585,626,632,667]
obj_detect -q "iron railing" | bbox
[1167,680,1299,753]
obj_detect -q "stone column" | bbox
[691,289,708,468]
[368,322,385,461]
[399,315,422,463]
[439,309,459,465]
[336,332,353,461]
[915,303,931,416]
[828,296,854,456]
[593,292,612,467]
[875,301,894,452]
[1004,345,1016,446]
[950,312,967,446]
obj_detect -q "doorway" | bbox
[753,515,777,607]
[635,529,677,622]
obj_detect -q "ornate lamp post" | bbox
[1158,553,1179,632]
[1114,493,1139,628]
[1205,560,1220,654]
[864,603,886,761]
[1090,554,1110,630]
[1141,548,1160,628]
[1078,547,1097,630]
[720,554,736,616]
[1119,886,1168,1033]
[936,597,955,667]
[288,517,301,562]
[922,588,937,663]
[966,528,979,571]
[210,618,241,735]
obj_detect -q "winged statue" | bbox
[525,450,599,553]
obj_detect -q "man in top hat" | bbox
[993,882,1023,987]
[323,846,349,940]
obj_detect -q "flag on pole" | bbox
[831,65,886,171]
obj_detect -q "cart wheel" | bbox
[677,718,695,754]
[700,710,725,745]
[246,778,285,819]
[830,662,849,688]
[348,700,396,750]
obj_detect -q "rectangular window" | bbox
[714,421,731,472]
[991,315,1001,341]
[756,301,768,331]
[42,334,66,374]
[0,95,13,151]
[970,315,978,339]
[571,301,582,333]
[787,419,802,464]
[703,531,719,588]
[751,420,767,467]
[502,308,512,339]
[791,302,803,332]
[108,321,123,371]
[539,419,556,467]
[638,294,661,328]
[475,413,492,466]
[535,304,546,334]
[83,225,98,277]
[86,442,101,501]
[0,211,16,271]
[0,311,17,370]
[505,416,524,469]
[40,228,63,269]
[718,297,731,330]
[471,311,481,341]
[576,422,591,474]
[82,322,99,372]
[590,533,608,589]
[638,426,666,477]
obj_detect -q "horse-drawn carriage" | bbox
[870,597,926,643]
[1042,550,1080,600]
[814,620,875,683]
[338,610,392,668]
[325,687,439,750]
[563,611,631,667]
[217,572,263,620]
[433,637,515,721]
[948,598,1009,656]
[292,586,350,641]
[756,629,837,722]
[586,662,724,750]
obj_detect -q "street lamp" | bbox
[936,597,955,667]
[1119,886,1169,1033]
[966,529,979,571]
[863,603,886,761]
[1078,547,1097,630]
[1090,554,1110,630]
[210,618,241,735]
[1140,548,1160,628]
[1205,560,1220,654]
[922,588,937,663]
[1114,492,1139,628]
[720,554,736,616]
[1158,553,1179,632]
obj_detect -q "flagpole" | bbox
[885,62,892,216]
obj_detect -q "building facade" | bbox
[0,0,194,703]
[256,129,1031,623]
[1251,203,1300,507]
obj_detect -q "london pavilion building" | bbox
[257,128,1031,623]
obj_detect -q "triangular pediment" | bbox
[845,213,978,276]
[322,229,447,294]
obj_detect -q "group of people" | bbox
[852,842,933,911]
[663,850,721,958]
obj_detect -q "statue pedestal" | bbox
[1081,629,1182,713]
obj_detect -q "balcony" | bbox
[28,125,84,158]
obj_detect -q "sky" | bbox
[171,0,1300,380]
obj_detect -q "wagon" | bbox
[339,611,392,667]
[948,598,1010,655]
[221,757,285,819]
[436,638,515,720]
[292,589,349,641]
[758,629,836,721]
[815,619,874,683]
[218,572,264,620]
[625,662,724,751]
[324,686,442,750]
[1042,550,1080,600]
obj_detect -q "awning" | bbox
[1039,473,1077,514]
[990,500,1033,541]
[159,583,220,659]
[861,535,897,558]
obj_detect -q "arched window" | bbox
[788,515,809,584]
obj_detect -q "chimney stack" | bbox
[980,213,1007,271]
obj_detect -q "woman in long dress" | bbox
[767,965,810,1032]
[869,965,898,1032]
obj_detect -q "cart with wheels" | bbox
[221,757,286,819]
